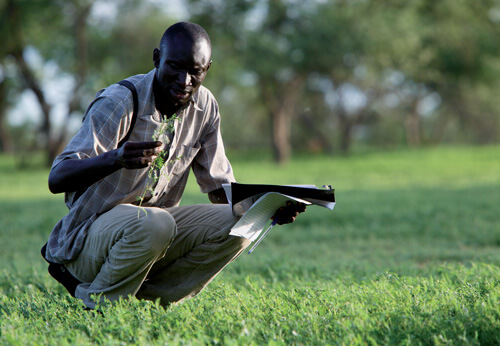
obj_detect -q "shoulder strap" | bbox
[117,80,138,147]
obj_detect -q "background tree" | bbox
[0,0,176,165]
[1,0,500,166]
[188,0,372,161]
[1,0,90,163]
[361,0,500,146]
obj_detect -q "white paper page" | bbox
[222,183,232,207]
[230,192,311,241]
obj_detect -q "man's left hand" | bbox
[272,201,307,225]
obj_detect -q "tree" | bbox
[361,0,500,145]
[0,0,177,165]
[1,0,93,164]
[188,0,359,161]
[3,0,500,165]
[0,64,14,153]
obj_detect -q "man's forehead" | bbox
[163,36,211,63]
[164,33,209,50]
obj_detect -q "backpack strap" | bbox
[116,80,138,147]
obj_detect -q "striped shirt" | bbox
[45,69,235,263]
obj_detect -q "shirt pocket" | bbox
[169,143,201,177]
[129,113,161,142]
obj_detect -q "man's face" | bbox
[153,35,211,108]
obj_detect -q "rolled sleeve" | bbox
[192,113,235,193]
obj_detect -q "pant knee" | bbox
[214,204,240,233]
[211,207,252,253]
[136,208,177,255]
[204,207,240,243]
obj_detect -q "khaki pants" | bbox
[66,203,250,309]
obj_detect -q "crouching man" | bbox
[42,22,304,309]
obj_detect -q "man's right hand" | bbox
[49,141,164,194]
[115,141,163,169]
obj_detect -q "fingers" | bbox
[123,148,161,160]
[295,202,307,213]
[125,141,163,150]
[117,141,164,169]
[286,201,307,214]
[272,201,307,225]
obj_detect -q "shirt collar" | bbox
[191,90,204,112]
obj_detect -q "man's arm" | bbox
[48,141,163,194]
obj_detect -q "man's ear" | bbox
[153,48,160,68]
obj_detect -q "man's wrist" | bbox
[108,148,125,169]
[208,188,228,204]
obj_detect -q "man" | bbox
[42,22,304,309]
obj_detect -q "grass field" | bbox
[0,145,499,344]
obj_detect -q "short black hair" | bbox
[159,22,211,50]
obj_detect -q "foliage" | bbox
[1,0,500,161]
[186,0,500,157]
[136,113,180,214]
[0,0,178,164]
[0,145,499,344]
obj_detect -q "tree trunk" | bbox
[338,111,352,154]
[7,0,93,165]
[0,82,14,153]
[13,51,53,164]
[269,77,302,164]
[404,100,421,147]
[7,0,52,163]
[49,2,92,163]
[272,107,290,163]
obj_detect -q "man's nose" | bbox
[177,70,192,86]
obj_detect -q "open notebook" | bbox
[223,183,335,242]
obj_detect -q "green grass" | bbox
[1,145,499,344]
